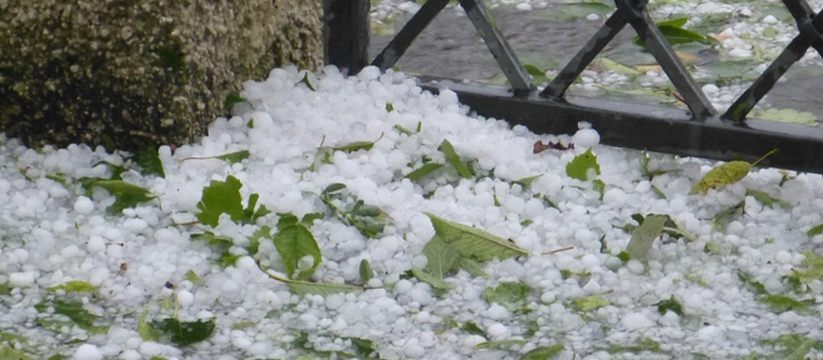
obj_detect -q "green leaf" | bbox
[753,108,818,126]
[322,183,347,196]
[633,17,717,48]
[746,188,789,208]
[248,226,272,257]
[394,124,413,136]
[359,259,374,283]
[758,294,813,313]
[737,271,769,295]
[655,295,684,316]
[138,311,161,342]
[348,337,379,359]
[794,250,823,280]
[521,344,565,360]
[566,148,600,181]
[385,103,394,112]
[46,281,98,294]
[134,148,165,178]
[711,201,745,232]
[87,180,156,214]
[182,150,251,164]
[574,295,610,311]
[593,179,606,200]
[601,337,661,354]
[692,149,777,194]
[185,270,201,284]
[243,193,271,224]
[476,339,526,350]
[460,321,487,337]
[261,268,363,295]
[410,268,452,290]
[425,213,529,262]
[35,298,108,335]
[273,224,322,280]
[625,215,667,262]
[149,318,215,347]
[423,235,461,280]
[298,72,315,91]
[0,344,32,360]
[224,91,246,110]
[512,174,542,189]
[807,224,823,237]
[438,139,473,178]
[332,134,383,153]
[196,175,244,227]
[483,281,531,312]
[457,257,488,278]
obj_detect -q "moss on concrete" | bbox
[0,0,322,152]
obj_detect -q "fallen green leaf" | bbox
[753,108,818,126]
[625,215,667,262]
[34,298,109,335]
[460,321,487,337]
[196,175,244,227]
[0,344,32,360]
[86,180,156,214]
[483,281,531,312]
[566,148,600,181]
[711,201,745,232]
[182,150,251,164]
[655,295,684,316]
[758,294,813,313]
[425,213,528,262]
[298,72,315,91]
[46,281,98,294]
[520,344,565,360]
[423,235,461,280]
[333,134,383,153]
[224,92,246,110]
[410,268,452,290]
[574,295,610,311]
[134,148,165,178]
[807,223,823,237]
[692,149,777,194]
[273,222,322,280]
[746,188,789,208]
[359,259,374,283]
[512,174,542,189]
[150,318,215,347]
[260,266,364,296]
[439,139,473,178]
[476,339,526,350]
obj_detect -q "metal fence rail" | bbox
[324,0,823,174]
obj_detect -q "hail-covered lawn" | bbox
[1,66,823,360]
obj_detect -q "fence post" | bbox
[323,0,370,74]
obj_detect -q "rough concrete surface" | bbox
[0,0,323,152]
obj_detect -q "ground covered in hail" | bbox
[1,66,823,360]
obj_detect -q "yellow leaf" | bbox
[692,149,777,194]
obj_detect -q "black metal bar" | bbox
[422,80,823,174]
[324,0,370,74]
[371,0,450,71]
[623,0,716,117]
[459,0,534,94]
[783,0,823,57]
[540,7,633,98]
[723,5,823,122]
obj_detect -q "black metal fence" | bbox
[324,0,823,173]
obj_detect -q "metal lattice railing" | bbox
[324,0,823,173]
